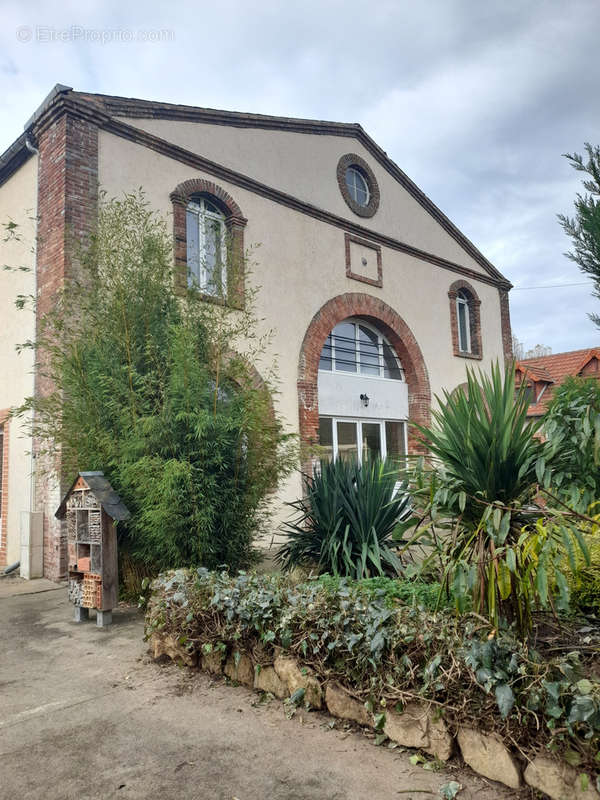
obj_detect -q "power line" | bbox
[512,281,592,291]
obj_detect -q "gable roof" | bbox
[518,347,600,416]
[0,84,511,288]
[515,362,554,384]
[55,471,130,521]
[520,348,600,385]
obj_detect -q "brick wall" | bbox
[498,288,513,364]
[34,111,98,580]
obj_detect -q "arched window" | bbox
[186,197,227,294]
[318,319,404,380]
[316,319,406,464]
[456,290,471,353]
[448,281,482,359]
[170,179,247,305]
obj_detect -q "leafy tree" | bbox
[14,192,296,573]
[558,143,600,327]
[544,376,600,512]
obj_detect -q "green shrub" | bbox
[312,574,450,610]
[14,193,296,573]
[146,568,600,776]
[544,377,600,513]
[570,516,600,611]
[410,362,589,636]
[277,457,411,578]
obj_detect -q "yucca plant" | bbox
[277,457,411,578]
[410,362,589,637]
[422,361,545,521]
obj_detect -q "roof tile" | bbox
[518,348,600,416]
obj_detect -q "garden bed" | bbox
[145,568,600,799]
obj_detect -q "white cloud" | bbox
[1,0,600,352]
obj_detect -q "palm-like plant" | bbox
[422,361,544,519]
[277,457,411,579]
[412,362,588,636]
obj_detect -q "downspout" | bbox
[25,133,39,518]
[25,134,40,579]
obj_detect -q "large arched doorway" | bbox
[297,293,431,460]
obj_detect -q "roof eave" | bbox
[0,133,32,187]
[69,90,511,287]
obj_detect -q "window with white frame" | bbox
[318,320,403,380]
[345,166,370,207]
[456,291,471,353]
[318,417,407,464]
[186,197,227,294]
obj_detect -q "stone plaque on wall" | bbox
[344,233,383,288]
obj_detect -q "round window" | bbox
[345,166,370,207]
[337,154,380,217]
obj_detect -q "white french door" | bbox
[318,417,407,465]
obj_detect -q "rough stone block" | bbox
[325,684,371,727]
[457,727,521,789]
[224,652,254,687]
[274,656,322,708]
[524,756,599,800]
[201,650,224,675]
[384,703,452,761]
[150,633,197,667]
[254,665,288,698]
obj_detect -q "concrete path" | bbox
[0,584,522,800]
[0,574,62,598]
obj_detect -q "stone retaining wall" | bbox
[149,631,599,800]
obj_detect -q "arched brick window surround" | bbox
[297,293,431,457]
[448,280,482,360]
[170,179,248,305]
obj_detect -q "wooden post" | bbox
[101,510,118,612]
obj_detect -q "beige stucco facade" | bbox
[98,127,505,405]
[98,123,507,526]
[120,117,491,277]
[0,154,37,566]
[0,86,512,574]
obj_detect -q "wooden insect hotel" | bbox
[56,471,130,627]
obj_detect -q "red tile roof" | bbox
[516,363,554,383]
[517,348,600,416]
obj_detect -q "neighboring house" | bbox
[515,348,600,418]
[0,85,513,580]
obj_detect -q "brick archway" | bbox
[297,293,431,455]
[169,178,247,223]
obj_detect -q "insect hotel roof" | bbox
[55,471,130,521]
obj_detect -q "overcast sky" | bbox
[2,0,599,354]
